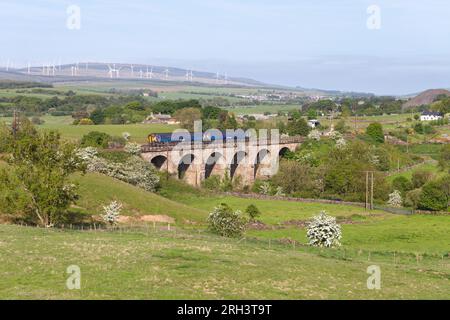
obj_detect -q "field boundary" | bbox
[223,192,450,216]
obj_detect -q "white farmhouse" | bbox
[308,119,321,128]
[420,111,443,122]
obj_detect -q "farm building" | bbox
[144,113,179,125]
[420,111,443,122]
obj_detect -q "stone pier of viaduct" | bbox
[141,137,303,187]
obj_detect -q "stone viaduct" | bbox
[141,136,304,187]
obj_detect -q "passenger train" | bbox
[147,130,250,144]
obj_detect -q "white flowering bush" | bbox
[329,130,343,141]
[308,130,321,141]
[102,201,122,225]
[388,190,403,208]
[76,147,98,162]
[207,204,247,238]
[124,142,142,155]
[77,148,160,192]
[307,211,342,248]
[335,137,347,149]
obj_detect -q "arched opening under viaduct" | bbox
[254,149,271,179]
[150,155,168,170]
[230,151,247,180]
[205,152,225,180]
[178,154,196,180]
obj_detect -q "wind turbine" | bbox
[107,64,117,78]
[215,71,220,84]
[130,64,134,78]
[185,70,190,81]
[164,67,169,80]
[27,62,31,75]
[116,65,122,78]
[190,70,194,82]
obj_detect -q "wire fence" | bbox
[14,223,449,269]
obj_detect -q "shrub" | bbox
[79,118,94,126]
[404,189,422,209]
[308,130,321,141]
[207,204,246,238]
[108,136,127,148]
[418,181,448,211]
[306,211,342,248]
[202,175,222,191]
[366,123,385,143]
[392,176,413,194]
[245,204,261,221]
[259,181,272,195]
[412,170,433,189]
[102,201,122,226]
[124,142,142,155]
[439,144,450,170]
[78,149,160,192]
[388,190,403,207]
[80,131,112,148]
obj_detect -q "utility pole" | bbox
[371,171,374,211]
[365,171,375,211]
[365,171,369,210]
[12,108,19,139]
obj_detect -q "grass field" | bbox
[226,104,301,115]
[0,116,177,143]
[1,166,449,299]
[0,224,448,299]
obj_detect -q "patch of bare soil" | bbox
[246,221,273,230]
[116,215,175,224]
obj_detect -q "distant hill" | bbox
[403,89,450,109]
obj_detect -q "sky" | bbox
[0,0,450,95]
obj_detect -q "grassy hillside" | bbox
[0,224,448,300]
[73,173,206,223]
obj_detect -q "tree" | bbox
[89,108,105,125]
[218,112,238,130]
[392,176,413,194]
[245,204,261,221]
[201,106,222,120]
[272,161,318,196]
[174,107,202,132]
[287,118,311,136]
[366,123,385,143]
[307,109,318,120]
[102,201,122,226]
[0,130,84,227]
[418,181,448,211]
